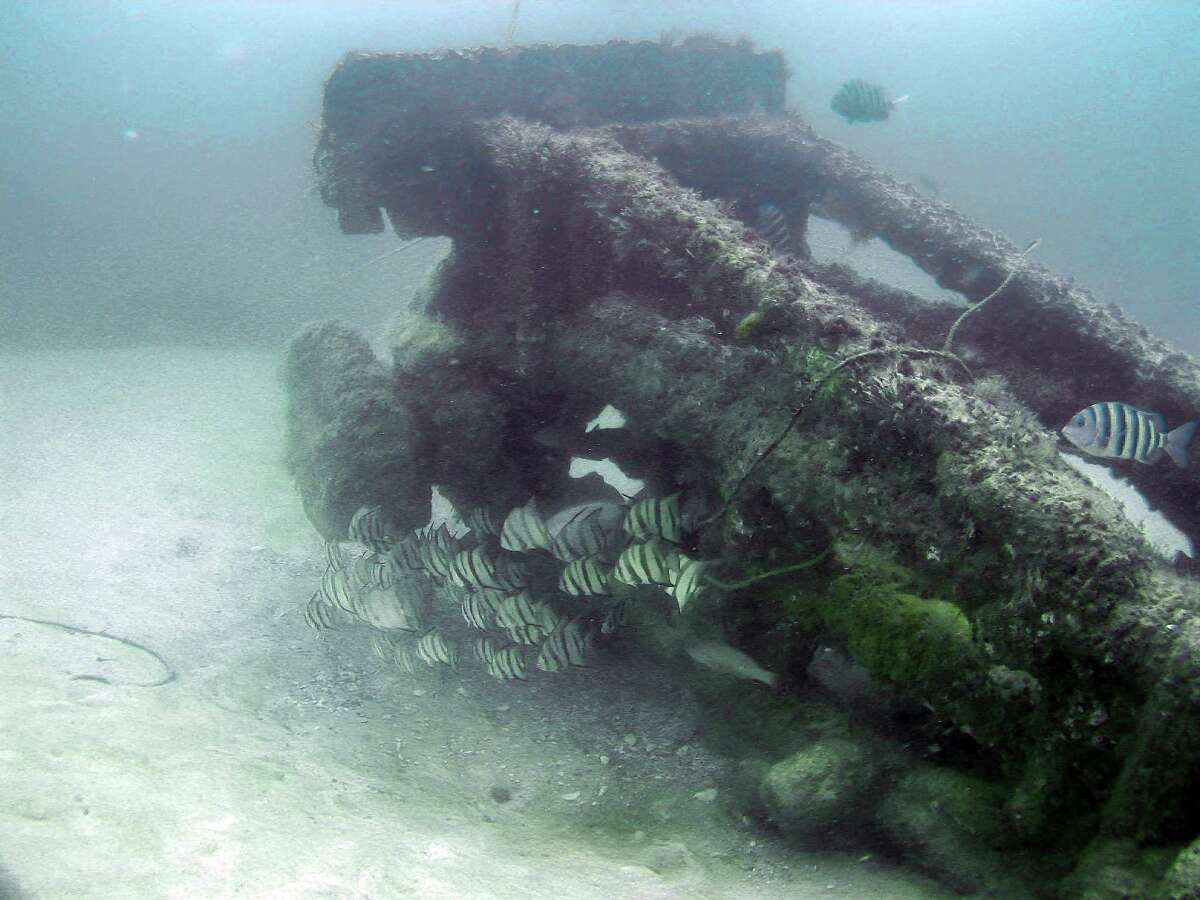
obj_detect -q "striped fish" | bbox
[349,555,393,591]
[559,558,613,597]
[623,494,682,544]
[600,601,627,635]
[349,505,395,552]
[831,78,906,124]
[548,506,612,562]
[304,593,348,631]
[325,541,348,572]
[755,203,796,258]
[613,540,679,588]
[668,557,708,613]
[536,619,592,673]
[473,635,502,666]
[320,566,359,614]
[500,499,552,552]
[415,630,458,668]
[465,506,503,537]
[394,644,422,675]
[1061,402,1196,468]
[449,547,529,591]
[494,590,559,632]
[386,533,425,573]
[369,631,402,661]
[355,586,422,631]
[486,646,528,681]
[505,623,549,645]
[419,537,454,580]
[460,592,496,629]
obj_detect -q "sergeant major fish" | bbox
[831,78,908,124]
[1061,401,1196,468]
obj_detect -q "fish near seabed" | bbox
[1061,401,1196,468]
[685,640,778,688]
[831,79,908,124]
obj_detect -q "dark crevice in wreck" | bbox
[284,39,1200,897]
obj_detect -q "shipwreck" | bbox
[285,39,1200,897]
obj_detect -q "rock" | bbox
[1157,836,1200,899]
[1059,838,1176,899]
[758,737,878,840]
[874,764,1029,897]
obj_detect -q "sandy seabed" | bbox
[0,347,950,899]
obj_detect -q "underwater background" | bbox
[3,3,1200,898]
[2,0,1196,354]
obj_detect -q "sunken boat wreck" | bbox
[286,39,1200,897]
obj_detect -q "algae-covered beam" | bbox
[602,115,1200,543]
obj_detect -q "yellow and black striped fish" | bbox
[668,556,708,613]
[536,619,592,673]
[500,499,552,553]
[349,555,393,591]
[831,79,907,124]
[460,592,496,629]
[494,590,559,631]
[386,533,425,573]
[558,558,613,597]
[304,593,348,631]
[325,541,348,572]
[504,623,548,645]
[419,537,454,580]
[1061,401,1196,468]
[613,540,679,588]
[369,630,403,661]
[465,506,503,537]
[415,630,458,668]
[320,566,359,614]
[548,505,614,562]
[487,645,528,681]
[349,505,395,553]
[473,635,501,666]
[394,643,422,675]
[449,547,529,591]
[600,601,627,635]
[623,494,682,544]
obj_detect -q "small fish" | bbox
[668,557,708,613]
[473,635,502,666]
[419,534,455,580]
[1061,402,1196,468]
[304,593,347,631]
[494,590,559,632]
[600,601,628,635]
[547,502,623,562]
[487,646,528,681]
[386,533,425,573]
[613,540,678,588]
[536,619,592,672]
[394,644,422,675]
[320,566,359,614]
[349,555,393,591]
[500,499,552,552]
[504,623,548,645]
[349,505,395,553]
[624,494,682,545]
[369,631,403,661]
[685,640,778,687]
[355,585,422,631]
[325,541,348,572]
[831,79,907,124]
[465,506,503,537]
[559,558,613,597]
[416,630,458,668]
[754,203,796,258]
[460,592,496,629]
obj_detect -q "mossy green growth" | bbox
[734,309,764,339]
[816,574,979,693]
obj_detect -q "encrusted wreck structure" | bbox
[287,40,1200,897]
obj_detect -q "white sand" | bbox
[0,348,950,899]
